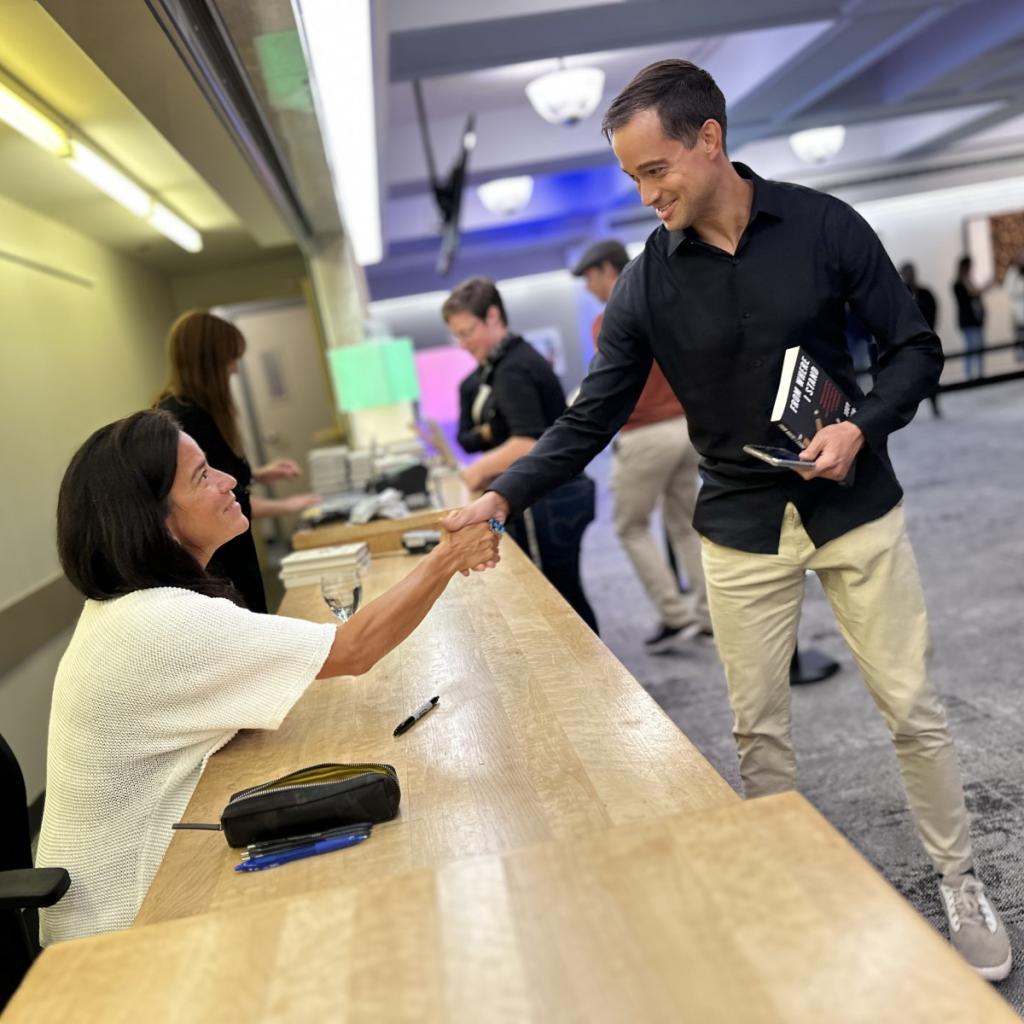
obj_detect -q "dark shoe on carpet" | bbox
[644,621,703,654]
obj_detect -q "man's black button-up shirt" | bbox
[492,163,943,554]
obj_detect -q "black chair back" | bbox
[0,734,33,872]
[1,733,43,1010]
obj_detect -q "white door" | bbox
[218,297,338,536]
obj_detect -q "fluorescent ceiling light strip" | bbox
[148,203,203,253]
[296,0,382,266]
[0,73,203,254]
[0,80,68,155]
[64,140,153,218]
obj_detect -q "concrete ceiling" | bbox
[2,0,1023,291]
[373,0,1024,296]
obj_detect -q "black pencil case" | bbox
[220,762,400,848]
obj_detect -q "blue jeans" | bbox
[506,474,599,634]
[962,326,984,380]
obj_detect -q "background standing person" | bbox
[443,59,1011,982]
[1005,249,1024,362]
[157,310,320,613]
[447,277,599,633]
[901,262,941,415]
[952,256,989,381]
[572,239,710,652]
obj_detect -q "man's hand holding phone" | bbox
[744,419,863,484]
[798,421,864,481]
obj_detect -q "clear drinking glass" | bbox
[320,569,362,622]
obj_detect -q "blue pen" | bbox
[234,831,369,872]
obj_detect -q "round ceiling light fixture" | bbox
[789,125,846,164]
[477,175,534,216]
[525,64,605,126]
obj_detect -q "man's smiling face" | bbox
[611,108,719,233]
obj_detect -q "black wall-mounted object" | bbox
[413,80,475,276]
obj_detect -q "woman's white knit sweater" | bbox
[35,587,335,945]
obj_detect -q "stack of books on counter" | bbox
[348,450,373,490]
[308,446,350,495]
[278,542,371,590]
[383,438,424,460]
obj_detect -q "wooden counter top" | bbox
[134,542,737,926]
[8,793,1014,1024]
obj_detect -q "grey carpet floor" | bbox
[578,381,1024,1012]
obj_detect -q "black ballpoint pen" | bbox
[243,823,372,860]
[393,695,440,736]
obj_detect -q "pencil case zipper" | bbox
[228,762,398,805]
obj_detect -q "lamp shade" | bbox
[789,125,846,164]
[477,176,534,215]
[525,66,604,126]
[328,338,420,412]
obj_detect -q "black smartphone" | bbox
[742,444,816,469]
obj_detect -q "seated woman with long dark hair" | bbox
[35,409,499,944]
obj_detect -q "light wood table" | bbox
[135,542,737,926]
[7,793,1014,1024]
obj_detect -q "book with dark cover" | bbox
[770,346,857,448]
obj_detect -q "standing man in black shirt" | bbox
[444,60,1010,979]
[445,277,598,633]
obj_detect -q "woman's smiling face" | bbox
[164,432,248,566]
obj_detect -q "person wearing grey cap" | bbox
[572,239,710,652]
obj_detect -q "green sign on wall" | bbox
[327,338,420,412]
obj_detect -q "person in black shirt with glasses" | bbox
[443,60,1010,980]
[444,277,598,634]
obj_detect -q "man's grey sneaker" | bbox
[644,621,705,654]
[939,873,1012,981]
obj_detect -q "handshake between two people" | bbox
[440,491,510,576]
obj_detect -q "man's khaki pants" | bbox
[702,502,973,877]
[611,416,710,630]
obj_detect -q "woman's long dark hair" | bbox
[57,409,241,603]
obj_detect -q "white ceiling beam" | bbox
[727,5,951,138]
[389,0,842,81]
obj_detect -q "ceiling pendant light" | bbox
[526,62,604,126]
[789,125,846,164]
[477,176,534,216]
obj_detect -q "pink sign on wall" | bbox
[414,345,477,424]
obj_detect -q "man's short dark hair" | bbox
[441,277,508,325]
[571,240,630,277]
[601,59,727,151]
